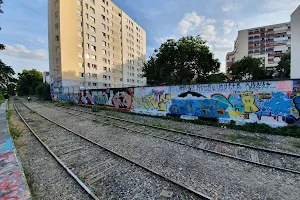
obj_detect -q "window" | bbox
[102,41,107,46]
[91,36,96,42]
[93,83,97,87]
[78,31,83,37]
[102,23,106,30]
[77,10,82,16]
[55,11,59,20]
[103,58,107,63]
[104,67,107,71]
[90,0,95,4]
[55,0,59,7]
[79,63,83,68]
[77,0,82,6]
[90,16,95,23]
[104,84,107,87]
[102,15,105,20]
[92,64,97,69]
[102,49,107,55]
[78,42,83,47]
[78,21,83,27]
[88,82,91,87]
[87,43,90,49]
[79,72,84,78]
[90,7,95,14]
[91,45,96,51]
[85,3,88,9]
[103,75,107,80]
[56,47,60,53]
[87,63,91,68]
[86,23,89,29]
[56,58,60,65]
[86,33,90,39]
[91,26,96,33]
[91,54,96,60]
[108,76,111,80]
[92,73,97,79]
[101,6,105,12]
[56,35,60,41]
[55,23,59,30]
[86,13,89,19]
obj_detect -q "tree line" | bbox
[142,35,291,85]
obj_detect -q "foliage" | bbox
[17,69,43,96]
[36,83,51,100]
[228,56,273,81]
[206,72,227,83]
[276,52,290,79]
[0,60,17,94]
[142,36,221,85]
[0,91,4,104]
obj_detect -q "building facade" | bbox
[226,22,291,78]
[48,0,147,89]
[291,5,300,79]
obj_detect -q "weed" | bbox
[266,197,274,200]
[30,110,37,114]
[10,127,21,139]
[94,191,100,196]
[41,138,47,142]
[291,139,300,149]
[174,127,185,132]
[224,133,270,147]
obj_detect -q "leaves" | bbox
[142,36,221,85]
[17,69,43,96]
[276,52,290,79]
[0,59,16,92]
[228,56,273,81]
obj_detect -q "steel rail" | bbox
[18,100,213,200]
[13,101,100,200]
[59,104,300,158]
[48,103,300,175]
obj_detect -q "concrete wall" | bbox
[52,79,300,127]
[291,6,300,79]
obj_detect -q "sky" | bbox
[0,0,299,74]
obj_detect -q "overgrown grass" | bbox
[6,109,22,139]
[223,133,270,147]
[291,139,300,149]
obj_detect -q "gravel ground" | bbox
[16,100,205,200]
[8,101,93,200]
[29,101,300,200]
[69,103,300,155]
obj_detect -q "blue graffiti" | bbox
[69,94,79,104]
[169,98,230,119]
[59,93,69,102]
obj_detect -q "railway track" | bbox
[47,102,300,175]
[14,99,211,200]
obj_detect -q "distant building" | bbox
[291,5,300,79]
[48,0,147,89]
[226,22,291,79]
[43,71,51,84]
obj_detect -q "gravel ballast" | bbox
[28,101,300,200]
[9,101,93,200]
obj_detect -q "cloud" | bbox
[37,38,46,44]
[0,44,48,60]
[222,4,238,12]
[178,11,216,36]
[263,0,300,11]
[154,35,176,44]
[223,20,235,35]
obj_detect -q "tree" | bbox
[0,60,17,94]
[228,56,272,81]
[142,36,221,85]
[276,52,290,79]
[206,72,227,83]
[36,83,51,100]
[17,69,43,96]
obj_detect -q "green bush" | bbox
[0,92,4,104]
[36,83,51,101]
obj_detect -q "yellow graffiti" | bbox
[242,96,259,113]
[144,94,171,112]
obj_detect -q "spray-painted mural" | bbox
[51,80,300,127]
[133,86,172,116]
[79,88,134,110]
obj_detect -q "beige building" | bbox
[48,0,147,89]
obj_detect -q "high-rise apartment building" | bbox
[291,5,300,79]
[48,0,147,89]
[226,22,291,78]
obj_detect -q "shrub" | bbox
[36,83,51,101]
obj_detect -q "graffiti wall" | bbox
[51,80,300,127]
[133,86,172,116]
[78,88,134,110]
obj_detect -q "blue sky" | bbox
[0,0,299,74]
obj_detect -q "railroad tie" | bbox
[250,150,260,163]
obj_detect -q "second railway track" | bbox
[46,102,300,175]
[14,99,211,200]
